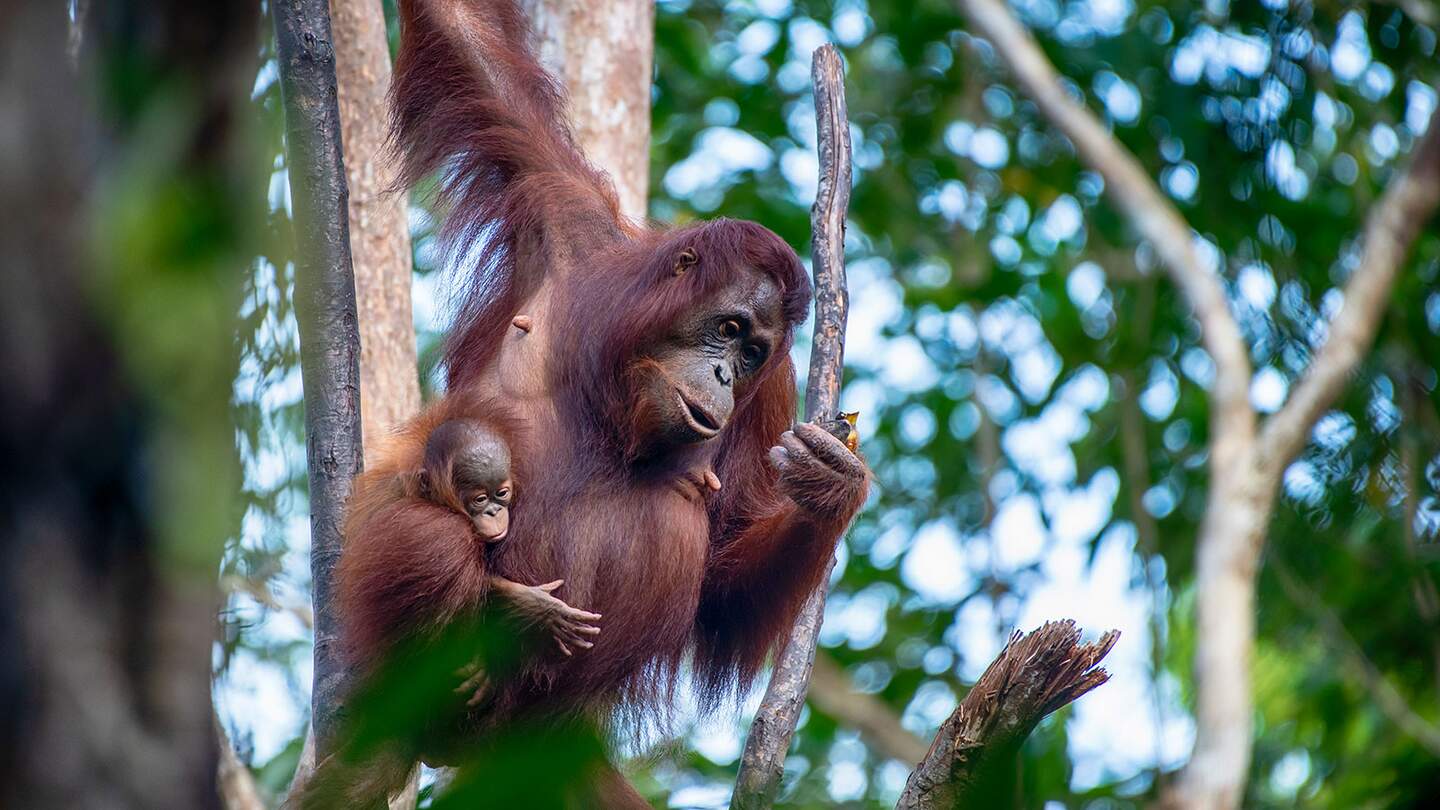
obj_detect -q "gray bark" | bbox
[732,44,853,810]
[271,0,364,759]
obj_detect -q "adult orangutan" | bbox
[316,0,870,805]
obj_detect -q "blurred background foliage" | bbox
[217,0,1440,807]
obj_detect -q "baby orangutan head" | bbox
[419,418,514,543]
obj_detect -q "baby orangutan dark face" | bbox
[421,419,515,543]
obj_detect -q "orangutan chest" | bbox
[569,489,709,618]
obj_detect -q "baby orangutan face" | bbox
[423,419,515,543]
[455,445,513,542]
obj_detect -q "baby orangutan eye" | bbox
[718,319,741,339]
[496,487,510,499]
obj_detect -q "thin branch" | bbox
[896,621,1119,810]
[216,708,267,810]
[732,43,852,810]
[809,653,929,765]
[222,574,315,630]
[1272,560,1440,757]
[1119,372,1170,788]
[1257,101,1440,476]
[956,0,1253,432]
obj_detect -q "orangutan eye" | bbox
[472,494,487,507]
[718,319,742,339]
[742,342,766,366]
[496,487,510,499]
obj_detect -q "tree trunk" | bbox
[1173,461,1269,809]
[271,0,364,762]
[325,2,423,806]
[522,0,654,222]
[331,0,421,450]
[0,1,256,807]
[955,3,1440,805]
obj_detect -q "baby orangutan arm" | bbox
[453,578,601,707]
[490,578,602,655]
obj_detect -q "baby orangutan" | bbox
[335,393,603,713]
[414,417,601,662]
[292,399,602,809]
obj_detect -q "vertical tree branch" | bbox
[2,1,256,806]
[733,44,852,810]
[271,0,363,759]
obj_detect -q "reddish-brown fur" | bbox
[329,1,872,804]
[336,388,528,679]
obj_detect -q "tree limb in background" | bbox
[808,653,930,765]
[1,1,256,806]
[1272,560,1440,757]
[896,622,1118,810]
[958,1,1440,805]
[955,0,1253,430]
[732,43,852,810]
[1256,104,1440,475]
[270,0,363,764]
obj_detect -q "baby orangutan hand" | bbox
[491,577,601,656]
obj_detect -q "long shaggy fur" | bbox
[337,1,871,804]
[337,388,527,679]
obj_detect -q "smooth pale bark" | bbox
[523,0,654,221]
[1177,104,1440,809]
[331,0,422,451]
[955,1,1440,806]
